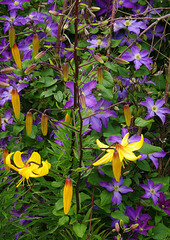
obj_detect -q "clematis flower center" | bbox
[114,185,119,191]
[150,188,155,194]
[124,20,132,26]
[87,108,94,115]
[2,118,9,124]
[29,15,33,19]
[97,39,102,45]
[136,9,140,13]
[46,26,51,32]
[119,0,123,5]
[139,227,143,232]
[134,53,141,60]
[10,17,15,21]
[14,1,19,6]
[161,204,165,209]
[151,105,158,112]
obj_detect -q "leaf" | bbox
[136,160,151,172]
[58,216,69,226]
[152,223,170,240]
[73,223,87,238]
[54,91,63,102]
[104,62,118,72]
[51,181,63,188]
[134,65,150,77]
[135,117,154,127]
[100,190,112,206]
[111,210,129,223]
[13,125,25,136]
[139,142,162,154]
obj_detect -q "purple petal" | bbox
[119,185,133,193]
[108,135,122,144]
[66,81,74,95]
[149,155,159,169]
[99,181,114,191]
[152,195,159,206]
[140,50,149,57]
[82,80,97,95]
[131,46,140,55]
[90,116,102,132]
[134,59,142,70]
[121,52,134,61]
[155,98,165,108]
[144,111,155,120]
[112,191,122,205]
[85,95,97,107]
[155,111,165,124]
[64,97,74,108]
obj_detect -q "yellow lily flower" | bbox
[6,151,51,188]
[93,133,144,182]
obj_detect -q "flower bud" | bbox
[124,104,131,127]
[65,112,72,124]
[115,222,120,232]
[130,224,139,230]
[41,113,48,136]
[79,93,86,109]
[62,63,69,82]
[115,58,129,65]
[3,149,10,170]
[63,178,73,215]
[33,33,39,57]
[11,88,20,119]
[24,64,37,74]
[94,54,104,64]
[26,111,33,136]
[0,81,10,87]
[9,25,15,48]
[12,43,22,70]
[34,51,46,60]
[120,219,124,228]
[112,151,121,182]
[1,67,15,74]
[89,7,100,12]
[49,10,60,16]
[97,66,103,84]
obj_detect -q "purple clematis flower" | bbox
[140,179,162,206]
[0,0,30,11]
[87,35,108,49]
[158,192,170,215]
[125,205,151,223]
[146,24,164,40]
[108,128,141,144]
[99,177,133,205]
[65,80,97,108]
[121,46,153,70]
[134,218,154,236]
[139,97,170,124]
[95,0,112,17]
[117,0,134,9]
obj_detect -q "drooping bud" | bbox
[65,112,72,124]
[0,81,10,87]
[9,25,15,48]
[33,33,39,57]
[49,10,60,16]
[79,93,86,109]
[130,224,139,230]
[94,54,104,64]
[34,51,46,60]
[41,113,48,136]
[115,222,120,232]
[115,57,129,65]
[26,111,33,136]
[12,43,22,70]
[11,88,20,119]
[3,149,10,170]
[24,64,37,74]
[112,151,121,182]
[1,67,14,74]
[63,178,73,215]
[89,7,100,12]
[124,104,131,127]
[62,63,69,82]
[120,219,124,228]
[97,66,103,84]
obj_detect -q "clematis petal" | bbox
[112,151,121,182]
[96,139,114,153]
[93,152,113,166]
[126,134,144,151]
[13,151,24,168]
[121,133,129,147]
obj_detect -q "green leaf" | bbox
[100,190,112,206]
[58,216,69,226]
[136,160,151,172]
[139,142,162,154]
[51,181,63,188]
[54,91,63,102]
[104,62,118,72]
[152,223,170,240]
[134,65,150,77]
[54,199,63,211]
[111,210,129,223]
[13,125,25,136]
[117,65,129,78]
[135,117,154,127]
[73,223,87,238]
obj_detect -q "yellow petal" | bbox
[6,152,19,171]
[112,151,121,182]
[63,178,73,214]
[11,43,22,70]
[126,134,144,152]
[27,152,41,168]
[18,165,35,179]
[121,133,129,147]
[96,139,114,153]
[93,152,113,166]
[118,144,141,161]
[13,151,24,168]
[31,160,51,177]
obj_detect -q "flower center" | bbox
[97,39,102,45]
[134,53,141,60]
[29,14,33,20]
[2,118,9,124]
[139,227,143,232]
[114,185,119,191]
[46,26,51,32]
[24,163,31,168]
[136,9,140,13]
[151,105,158,112]
[124,20,132,26]
[87,108,94,115]
[14,1,19,6]
[119,0,123,5]
[10,17,15,21]
[161,204,165,209]
[150,188,155,194]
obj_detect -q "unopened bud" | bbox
[0,81,10,87]
[12,43,22,70]
[26,111,33,136]
[9,25,15,48]
[94,54,104,64]
[41,113,48,136]
[34,51,46,60]
[49,10,60,16]
[112,151,121,182]
[62,63,69,82]
[1,67,14,74]
[97,66,103,84]
[33,34,39,57]
[115,222,120,232]
[120,220,124,228]
[11,88,20,119]
[115,57,129,65]
[63,178,73,215]
[24,64,37,74]
[124,104,131,127]
[130,224,139,230]
[3,149,10,170]
[79,93,86,109]
[65,112,72,124]
[60,36,66,41]
[89,7,100,12]
[63,23,69,30]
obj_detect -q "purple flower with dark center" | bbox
[0,0,30,11]
[83,98,117,132]
[146,24,164,40]
[64,80,97,108]
[1,110,14,131]
[25,12,47,24]
[139,97,170,124]
[44,16,58,37]
[125,206,151,223]
[132,4,146,15]
[87,35,108,49]
[134,218,154,236]
[140,179,162,205]
[117,0,134,9]
[121,46,153,70]
[99,177,133,205]
[158,192,170,215]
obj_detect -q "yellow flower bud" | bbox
[41,113,48,136]
[115,57,129,65]
[112,151,121,182]
[62,63,69,82]
[124,104,131,127]
[26,112,33,136]
[79,93,86,109]
[63,178,73,215]
[33,34,39,57]
[12,43,22,70]
[9,25,15,48]
[11,88,20,119]
[0,81,10,87]
[97,66,103,84]
[34,51,46,60]
[1,67,14,74]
